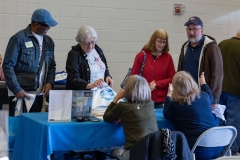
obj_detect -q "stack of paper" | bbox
[212,104,226,121]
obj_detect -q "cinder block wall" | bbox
[1,0,239,91]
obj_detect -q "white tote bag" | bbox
[91,83,116,116]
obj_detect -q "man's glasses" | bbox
[38,22,49,28]
[83,41,97,46]
[186,28,202,33]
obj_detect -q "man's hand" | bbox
[106,76,114,88]
[42,83,53,97]
[199,72,206,85]
[15,90,30,99]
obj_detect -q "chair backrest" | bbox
[215,156,240,160]
[191,126,237,156]
[129,130,192,160]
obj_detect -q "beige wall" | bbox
[0,0,240,91]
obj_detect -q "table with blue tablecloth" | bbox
[12,108,175,160]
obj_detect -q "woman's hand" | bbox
[150,80,156,91]
[106,76,114,88]
[113,89,124,103]
[115,118,121,125]
[167,83,173,97]
[86,78,104,89]
[199,72,206,85]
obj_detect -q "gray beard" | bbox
[189,36,202,44]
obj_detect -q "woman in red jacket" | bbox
[131,29,175,108]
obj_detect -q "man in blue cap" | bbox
[178,16,223,107]
[3,9,57,116]
[177,16,224,159]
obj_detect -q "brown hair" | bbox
[171,71,200,105]
[143,29,169,53]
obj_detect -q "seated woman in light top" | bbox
[103,75,158,160]
[163,71,221,160]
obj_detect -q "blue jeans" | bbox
[219,91,240,155]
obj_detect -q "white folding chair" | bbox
[191,126,237,160]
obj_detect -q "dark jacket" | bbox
[218,37,240,96]
[104,101,158,149]
[163,84,218,149]
[3,24,56,94]
[178,35,223,104]
[66,44,111,90]
[129,131,192,160]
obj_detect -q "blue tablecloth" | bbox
[12,108,175,160]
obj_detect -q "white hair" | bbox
[75,26,98,44]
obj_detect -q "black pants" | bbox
[154,102,164,108]
[9,95,43,116]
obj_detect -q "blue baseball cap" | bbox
[31,9,58,27]
[184,16,203,27]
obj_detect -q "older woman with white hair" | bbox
[66,26,113,90]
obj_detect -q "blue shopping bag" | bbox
[55,71,67,85]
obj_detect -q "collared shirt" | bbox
[182,36,205,84]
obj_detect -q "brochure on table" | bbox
[48,90,72,122]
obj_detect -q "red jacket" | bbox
[131,49,175,103]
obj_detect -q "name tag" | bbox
[25,41,33,48]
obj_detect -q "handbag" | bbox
[16,73,39,91]
[15,46,46,91]
[120,50,146,88]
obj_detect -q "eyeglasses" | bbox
[186,28,202,33]
[38,22,49,28]
[83,41,97,46]
[156,39,167,44]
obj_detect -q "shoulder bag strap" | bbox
[139,50,146,76]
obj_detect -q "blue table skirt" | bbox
[12,108,175,160]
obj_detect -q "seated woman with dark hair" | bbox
[103,75,158,160]
[163,71,222,160]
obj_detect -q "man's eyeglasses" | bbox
[83,41,97,46]
[186,28,202,33]
[38,22,49,28]
[156,39,167,44]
